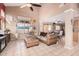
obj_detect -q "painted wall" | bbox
[5,6,39,19]
[39,3,66,32]
[5,6,40,40]
[38,3,78,49]
[39,3,78,32]
[5,3,78,43]
[64,4,78,49]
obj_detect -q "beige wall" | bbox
[64,4,78,49]
[39,3,66,32]
[39,3,66,19]
[5,3,78,43]
[5,6,39,19]
[5,6,40,40]
[39,3,78,32]
[5,4,78,34]
[38,3,78,49]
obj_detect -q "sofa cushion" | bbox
[40,32,47,37]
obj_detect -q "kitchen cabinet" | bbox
[0,34,10,52]
[0,35,6,52]
[0,3,5,30]
[5,33,11,45]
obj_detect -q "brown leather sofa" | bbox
[37,33,58,45]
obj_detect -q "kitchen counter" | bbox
[0,33,10,52]
[0,36,6,41]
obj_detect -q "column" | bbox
[64,11,74,49]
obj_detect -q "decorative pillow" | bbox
[40,32,47,37]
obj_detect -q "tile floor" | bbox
[0,39,79,56]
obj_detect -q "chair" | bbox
[56,30,64,45]
[57,30,63,39]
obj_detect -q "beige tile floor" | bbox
[0,39,79,56]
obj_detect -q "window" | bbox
[43,23,53,33]
[55,25,61,30]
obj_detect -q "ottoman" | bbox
[24,36,39,48]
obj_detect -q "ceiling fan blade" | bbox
[31,3,41,7]
[30,7,33,11]
[20,4,27,8]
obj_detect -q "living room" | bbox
[0,3,79,56]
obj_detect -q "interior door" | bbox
[73,18,79,45]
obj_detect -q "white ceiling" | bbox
[4,3,26,6]
[4,3,41,6]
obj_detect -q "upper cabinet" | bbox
[0,3,5,30]
[0,3,5,18]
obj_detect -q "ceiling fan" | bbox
[20,3,42,11]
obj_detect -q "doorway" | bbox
[73,17,79,46]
